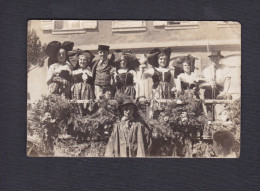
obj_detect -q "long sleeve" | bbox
[136,124,152,157]
[46,65,55,85]
[129,70,137,84]
[223,77,231,93]
[169,69,176,89]
[176,74,183,92]
[104,124,120,157]
[104,130,115,157]
[142,68,154,79]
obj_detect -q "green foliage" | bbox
[27,93,241,157]
[27,95,77,154]
[225,99,241,126]
[147,90,209,156]
[27,29,47,71]
[201,99,241,156]
[72,104,119,144]
[27,95,120,156]
[192,141,215,158]
[54,138,107,157]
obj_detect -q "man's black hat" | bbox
[98,45,110,52]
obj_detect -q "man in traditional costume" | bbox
[199,51,232,119]
[200,51,232,100]
[105,99,152,157]
[92,45,115,99]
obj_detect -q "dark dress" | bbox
[47,63,72,99]
[151,68,172,99]
[115,69,136,99]
[71,68,95,115]
[71,68,95,100]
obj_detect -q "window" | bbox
[112,21,146,32]
[153,21,199,30]
[41,20,97,34]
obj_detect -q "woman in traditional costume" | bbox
[142,48,175,99]
[114,51,140,99]
[45,41,74,68]
[46,43,72,99]
[71,50,95,115]
[174,55,199,95]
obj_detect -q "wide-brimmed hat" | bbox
[147,48,161,67]
[67,49,80,57]
[118,99,138,112]
[112,50,140,70]
[147,47,171,67]
[61,41,74,52]
[208,51,224,58]
[45,41,62,58]
[172,54,197,78]
[123,53,140,69]
[98,45,110,52]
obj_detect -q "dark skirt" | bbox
[151,82,172,99]
[114,85,136,99]
[71,82,95,100]
[48,81,70,99]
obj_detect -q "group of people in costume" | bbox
[45,41,232,106]
[45,42,140,103]
[45,41,233,157]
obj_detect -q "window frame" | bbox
[112,20,146,32]
[41,20,98,35]
[165,21,199,30]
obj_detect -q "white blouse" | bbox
[46,62,72,84]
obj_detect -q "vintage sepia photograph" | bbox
[27,20,241,158]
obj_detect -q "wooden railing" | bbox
[27,99,234,104]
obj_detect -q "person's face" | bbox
[209,56,221,67]
[158,55,167,68]
[78,55,87,68]
[212,139,222,156]
[69,55,78,68]
[122,104,134,120]
[57,48,66,63]
[220,110,229,122]
[98,50,108,61]
[120,55,127,68]
[183,62,191,73]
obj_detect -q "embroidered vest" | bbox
[94,60,112,86]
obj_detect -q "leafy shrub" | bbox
[27,93,240,157]
[27,29,47,71]
[27,95,77,154]
[147,90,209,157]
